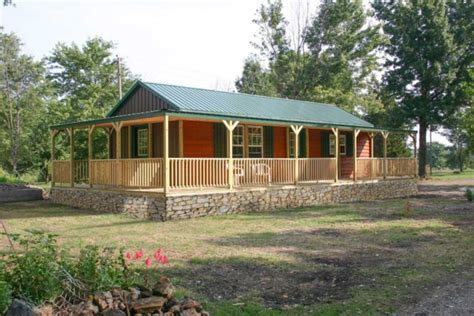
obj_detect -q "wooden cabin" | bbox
[51,81,417,195]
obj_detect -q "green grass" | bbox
[0,187,473,315]
[430,169,474,180]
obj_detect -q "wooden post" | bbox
[223,120,239,189]
[290,125,303,185]
[411,132,417,178]
[112,122,123,187]
[127,126,132,158]
[51,129,58,187]
[382,131,389,179]
[88,125,95,188]
[331,128,339,183]
[67,128,75,187]
[163,115,170,195]
[353,129,360,181]
[178,120,184,158]
[148,123,153,158]
[368,132,375,178]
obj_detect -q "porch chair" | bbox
[251,163,272,185]
[226,163,245,186]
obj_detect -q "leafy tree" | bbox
[373,1,473,177]
[235,56,276,96]
[426,142,447,170]
[443,121,470,172]
[47,37,134,121]
[0,32,45,176]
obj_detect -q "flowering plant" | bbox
[123,249,169,287]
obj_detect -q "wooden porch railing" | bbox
[298,158,337,182]
[52,160,71,184]
[170,158,227,189]
[53,156,416,191]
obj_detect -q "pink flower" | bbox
[144,257,152,268]
[159,255,169,264]
[124,251,133,260]
[134,250,144,260]
[154,249,163,261]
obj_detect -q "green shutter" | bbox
[321,132,330,157]
[213,123,227,157]
[263,126,274,158]
[346,132,354,157]
[299,129,307,158]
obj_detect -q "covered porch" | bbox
[50,112,417,195]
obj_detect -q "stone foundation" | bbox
[50,179,417,221]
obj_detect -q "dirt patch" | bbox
[173,259,354,309]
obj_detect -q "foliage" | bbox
[0,232,135,306]
[0,32,46,177]
[2,232,64,304]
[465,188,473,202]
[0,280,11,315]
[373,1,473,177]
[73,245,131,292]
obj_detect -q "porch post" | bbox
[67,128,74,187]
[353,129,360,181]
[382,131,389,179]
[112,122,123,187]
[411,132,417,178]
[223,120,239,189]
[51,129,58,187]
[290,125,303,185]
[88,125,95,188]
[331,128,339,183]
[163,114,170,195]
[368,132,375,179]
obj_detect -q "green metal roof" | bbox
[137,81,374,128]
[105,80,373,128]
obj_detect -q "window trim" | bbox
[136,127,149,158]
[232,125,244,158]
[247,125,263,158]
[329,134,347,156]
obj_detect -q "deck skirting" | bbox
[50,179,417,221]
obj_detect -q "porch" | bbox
[51,114,417,195]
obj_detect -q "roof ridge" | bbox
[141,81,337,108]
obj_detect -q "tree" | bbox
[47,38,135,122]
[426,142,447,170]
[373,1,473,177]
[235,57,276,96]
[0,32,44,176]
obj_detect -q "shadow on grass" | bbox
[0,200,104,219]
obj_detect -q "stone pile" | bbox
[7,277,208,316]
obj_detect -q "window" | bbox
[289,131,296,158]
[329,134,346,156]
[137,128,149,157]
[247,126,263,158]
[233,125,244,158]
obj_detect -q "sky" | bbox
[0,0,450,145]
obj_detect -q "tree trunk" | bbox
[418,121,428,178]
[459,143,464,172]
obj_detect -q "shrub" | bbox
[465,188,473,202]
[73,246,132,292]
[0,280,11,314]
[2,232,64,304]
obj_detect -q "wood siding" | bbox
[341,156,354,178]
[111,86,171,116]
[357,132,371,158]
[183,121,214,157]
[308,128,322,158]
[273,126,287,158]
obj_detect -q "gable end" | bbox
[109,84,173,117]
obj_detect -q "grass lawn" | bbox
[430,169,474,180]
[1,184,473,315]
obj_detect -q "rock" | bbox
[162,297,179,312]
[182,298,201,311]
[101,308,126,316]
[94,291,113,311]
[201,312,210,316]
[153,277,176,298]
[5,299,36,316]
[129,287,141,300]
[131,296,167,313]
[181,308,200,316]
[33,304,54,316]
